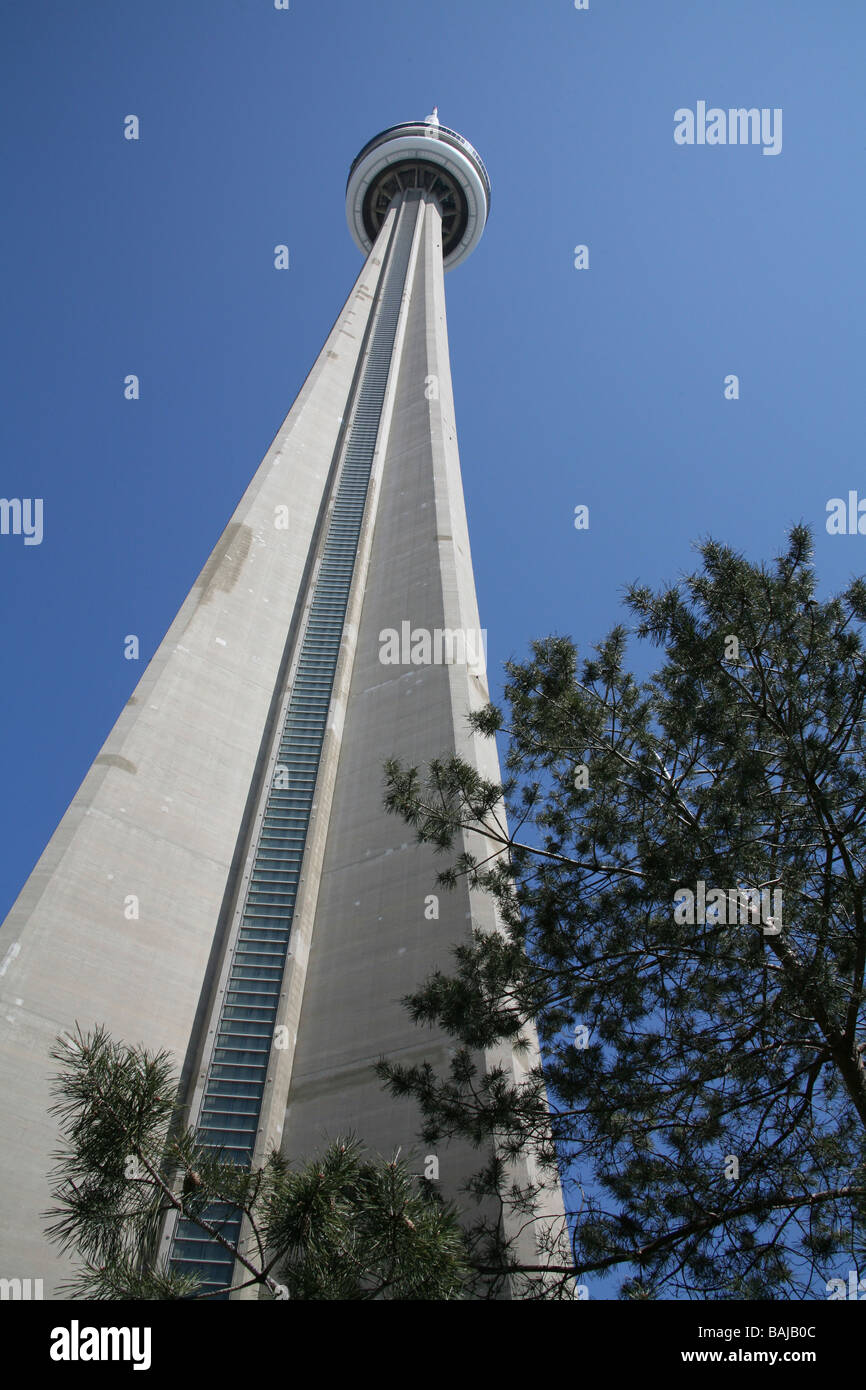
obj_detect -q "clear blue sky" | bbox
[1,0,864,932]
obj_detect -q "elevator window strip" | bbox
[170,199,418,1297]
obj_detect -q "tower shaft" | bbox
[0,174,566,1298]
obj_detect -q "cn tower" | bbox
[0,114,566,1297]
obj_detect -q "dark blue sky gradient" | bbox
[2,0,864,936]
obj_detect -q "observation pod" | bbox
[346,112,491,270]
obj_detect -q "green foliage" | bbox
[260,1142,468,1299]
[380,528,866,1298]
[45,1025,469,1300]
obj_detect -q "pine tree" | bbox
[379,527,866,1299]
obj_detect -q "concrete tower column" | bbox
[0,117,568,1300]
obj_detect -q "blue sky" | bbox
[2,0,864,936]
